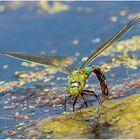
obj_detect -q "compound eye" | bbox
[67,75,73,81]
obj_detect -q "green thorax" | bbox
[66,66,92,96]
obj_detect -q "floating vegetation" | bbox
[110,16,118,22]
[81,56,88,62]
[0,1,70,14]
[2,64,9,69]
[102,36,140,55]
[81,35,140,72]
[91,38,101,43]
[0,81,5,85]
[38,1,70,14]
[72,39,80,45]
[97,36,140,72]
[119,9,128,17]
[0,69,55,92]
[21,62,38,68]
[101,54,140,72]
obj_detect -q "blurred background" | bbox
[0,1,140,139]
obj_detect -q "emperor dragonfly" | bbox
[0,16,140,111]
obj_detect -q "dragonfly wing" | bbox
[80,16,140,70]
[0,51,74,74]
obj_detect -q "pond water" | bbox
[0,1,140,139]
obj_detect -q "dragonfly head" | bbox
[66,70,88,96]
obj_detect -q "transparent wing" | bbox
[0,51,74,74]
[80,16,140,70]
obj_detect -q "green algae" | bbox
[80,36,140,72]
[100,36,140,71]
[38,1,70,14]
[27,94,140,139]
[0,1,70,14]
[0,69,54,92]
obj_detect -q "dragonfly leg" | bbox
[73,96,78,111]
[81,93,88,107]
[83,90,100,104]
[64,95,72,111]
[92,67,109,100]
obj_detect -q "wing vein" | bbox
[0,51,74,74]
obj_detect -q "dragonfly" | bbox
[0,16,140,111]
